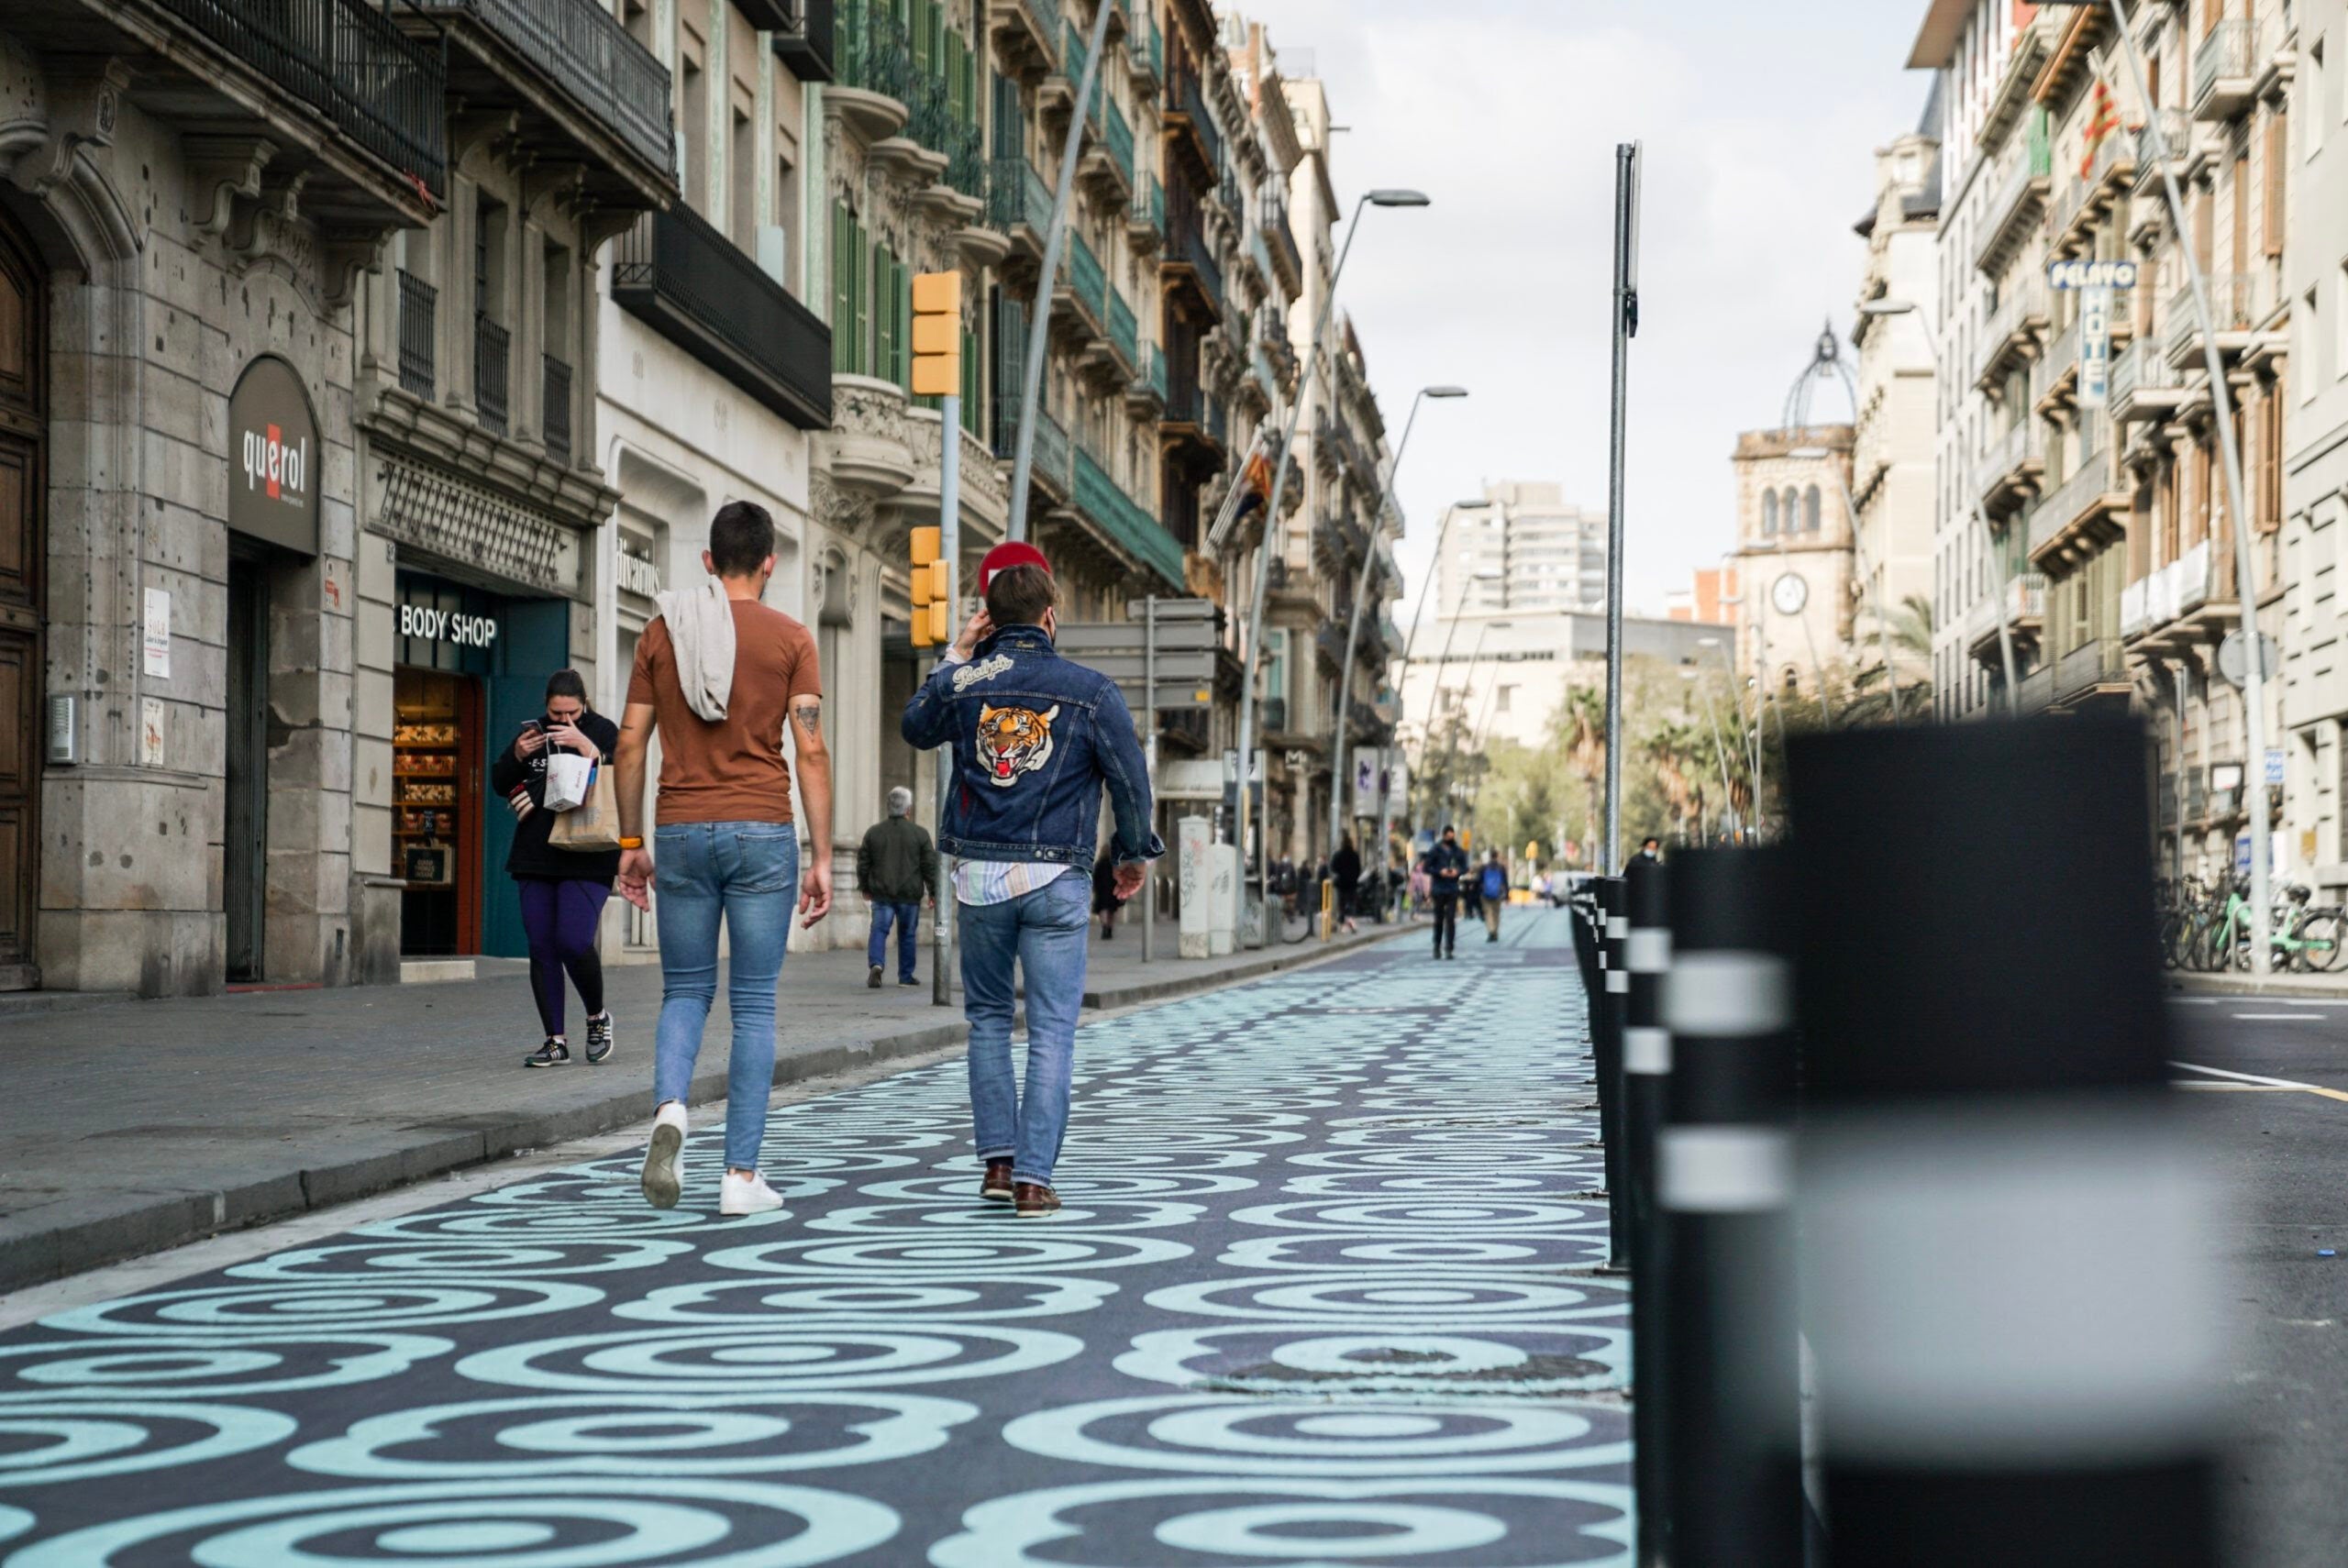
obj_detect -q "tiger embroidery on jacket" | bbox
[976,702,1058,787]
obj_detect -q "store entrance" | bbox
[393,668,484,956]
[224,550,271,980]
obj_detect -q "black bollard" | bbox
[1593,877,1630,1271]
[1660,847,1801,1568]
[1623,856,1673,1566]
[1787,719,2223,1568]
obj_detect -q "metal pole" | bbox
[2108,0,2270,971]
[1412,574,1477,837]
[1005,0,1114,542]
[1143,594,1157,962]
[1987,514,2021,708]
[1236,196,1375,950]
[1604,142,1641,875]
[1699,675,1736,842]
[2174,662,2188,880]
[932,392,961,1006]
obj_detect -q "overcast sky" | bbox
[1237,0,1932,620]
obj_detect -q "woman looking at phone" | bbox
[491,668,622,1067]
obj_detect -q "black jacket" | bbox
[489,710,622,884]
[1331,846,1362,889]
[1422,842,1469,899]
[858,815,936,904]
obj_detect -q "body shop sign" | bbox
[227,356,320,556]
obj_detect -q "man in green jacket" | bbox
[858,786,936,988]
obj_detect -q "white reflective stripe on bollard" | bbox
[1660,1125,1791,1212]
[1664,952,1791,1035]
[1802,1106,2221,1462]
[1606,969,1630,993]
[1626,928,1671,974]
[1625,1026,1671,1076]
[1607,915,1629,940]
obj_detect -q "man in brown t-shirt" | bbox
[615,500,832,1217]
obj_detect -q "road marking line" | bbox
[2232,1012,2328,1021]
[2171,1061,2348,1103]
[2173,1080,2298,1091]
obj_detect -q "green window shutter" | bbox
[961,324,980,429]
[851,219,870,377]
[830,202,853,373]
[896,260,913,390]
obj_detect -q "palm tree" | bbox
[1846,593,1936,726]
[1562,685,1608,867]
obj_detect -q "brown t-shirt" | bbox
[626,601,822,824]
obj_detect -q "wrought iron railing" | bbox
[945,124,987,200]
[1972,416,2043,502]
[2165,274,2266,359]
[156,0,449,197]
[396,271,436,398]
[1173,69,1220,169]
[1262,193,1301,281]
[1035,407,1071,491]
[2192,17,2258,113]
[836,2,914,103]
[1104,99,1135,182]
[1075,446,1184,584]
[1132,341,1168,403]
[542,354,571,462]
[1174,223,1223,307]
[1066,231,1107,325]
[2134,107,2189,175]
[1131,171,1164,232]
[988,157,1052,234]
[474,317,511,436]
[407,0,670,179]
[1109,289,1138,365]
[611,199,833,429]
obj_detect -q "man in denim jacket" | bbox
[903,542,1164,1218]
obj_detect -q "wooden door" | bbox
[0,209,43,990]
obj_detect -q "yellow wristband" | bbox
[619,836,644,850]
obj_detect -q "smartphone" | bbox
[520,720,544,734]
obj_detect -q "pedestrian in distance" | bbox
[493,668,621,1068]
[1423,825,1468,959]
[902,541,1163,1220]
[1636,834,1663,866]
[616,500,834,1218]
[1331,832,1362,934]
[857,786,934,988]
[1479,848,1509,943]
[1460,844,1486,925]
[1091,847,1127,941]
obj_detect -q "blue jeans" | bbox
[650,822,798,1170]
[959,871,1090,1188]
[868,900,922,981]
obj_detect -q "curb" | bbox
[0,929,1405,1296]
[2167,976,2348,999]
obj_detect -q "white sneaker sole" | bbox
[641,1123,683,1209]
[719,1197,786,1217]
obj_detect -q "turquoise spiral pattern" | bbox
[0,911,1624,1564]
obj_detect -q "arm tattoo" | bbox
[792,699,823,741]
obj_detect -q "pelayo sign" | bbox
[227,356,320,555]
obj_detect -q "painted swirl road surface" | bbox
[0,910,1624,1566]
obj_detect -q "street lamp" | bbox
[1331,384,1468,872]
[1682,657,1738,841]
[1410,554,1501,836]
[2017,0,2273,971]
[1426,617,1512,829]
[1234,186,1430,948]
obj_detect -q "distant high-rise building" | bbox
[1435,482,1607,618]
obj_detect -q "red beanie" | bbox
[979,541,1052,594]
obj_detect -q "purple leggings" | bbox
[517,878,609,1037]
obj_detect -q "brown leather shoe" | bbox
[980,1159,1014,1203]
[1013,1181,1060,1219]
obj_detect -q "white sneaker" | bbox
[641,1102,687,1210]
[720,1170,787,1216]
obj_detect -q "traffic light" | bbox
[911,271,961,398]
[910,525,940,647]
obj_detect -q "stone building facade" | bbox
[1733,425,1858,703]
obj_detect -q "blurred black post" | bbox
[1595,876,1630,1270]
[1661,847,1802,1568]
[1788,719,2222,1568]
[1624,855,1673,1565]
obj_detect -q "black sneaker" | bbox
[584,1012,615,1065]
[525,1038,570,1068]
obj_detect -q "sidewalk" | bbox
[2167,971,2348,999]
[0,922,1406,1294]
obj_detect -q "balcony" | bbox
[989,157,1055,249]
[2026,442,2126,568]
[1108,289,1139,370]
[2192,18,2259,122]
[986,0,1061,79]
[1973,138,2053,275]
[1128,10,1163,91]
[1973,418,2044,522]
[2164,274,2273,368]
[1974,276,2048,391]
[1102,99,1136,191]
[404,0,675,204]
[1127,340,1168,414]
[1054,231,1109,341]
[2052,133,2134,247]
[770,0,836,83]
[542,354,572,464]
[397,271,437,400]
[474,318,511,437]
[1074,447,1186,588]
[124,0,448,221]
[1966,571,2047,663]
[832,4,914,139]
[2014,664,2055,715]
[1167,68,1221,172]
[1164,223,1224,314]
[2132,108,2191,197]
[612,201,833,430]
[2123,539,2222,646]
[2110,338,2185,424]
[2051,637,2130,710]
[2034,315,2081,410]
[1128,172,1165,252]
[1035,407,1071,496]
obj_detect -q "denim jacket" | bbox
[901,623,1166,867]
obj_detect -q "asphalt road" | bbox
[2171,996,2348,1568]
[0,910,1623,1566]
